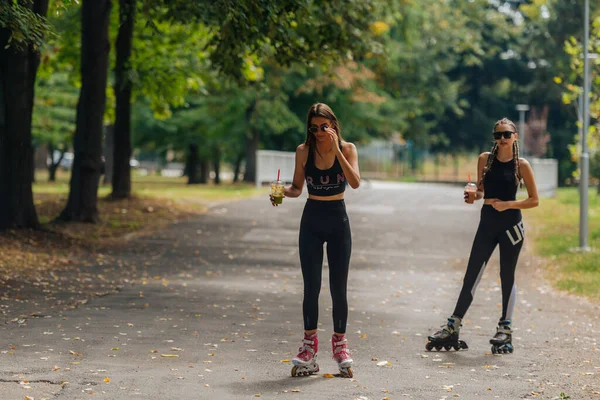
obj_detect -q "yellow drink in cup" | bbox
[271,180,284,204]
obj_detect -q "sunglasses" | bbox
[493,131,515,140]
[308,124,330,134]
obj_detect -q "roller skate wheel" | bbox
[435,345,442,351]
[444,345,451,351]
[425,342,434,351]
[341,367,353,378]
[291,366,298,377]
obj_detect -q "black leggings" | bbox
[299,199,352,334]
[453,205,524,321]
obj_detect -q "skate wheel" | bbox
[491,345,497,354]
[452,345,459,351]
[444,345,451,351]
[342,367,353,378]
[425,342,434,351]
[291,366,298,377]
[435,345,442,351]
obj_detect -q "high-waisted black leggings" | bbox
[299,199,352,334]
[453,205,524,322]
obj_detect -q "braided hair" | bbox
[480,118,523,188]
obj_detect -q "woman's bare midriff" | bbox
[308,194,345,201]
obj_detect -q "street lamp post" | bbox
[516,104,529,157]
[579,0,593,251]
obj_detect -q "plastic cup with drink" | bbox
[464,173,477,204]
[270,169,284,205]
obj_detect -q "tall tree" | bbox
[0,0,50,229]
[59,0,112,222]
[111,0,136,199]
[109,0,380,193]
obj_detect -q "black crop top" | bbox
[483,157,518,201]
[304,144,347,196]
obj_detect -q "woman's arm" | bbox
[336,142,360,189]
[470,152,488,201]
[326,133,360,189]
[283,145,308,198]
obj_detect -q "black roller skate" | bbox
[490,320,513,354]
[425,316,468,352]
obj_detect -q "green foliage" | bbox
[32,72,77,150]
[0,1,53,50]
[559,12,600,182]
[148,0,381,81]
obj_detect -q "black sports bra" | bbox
[304,144,347,196]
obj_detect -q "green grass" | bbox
[528,187,600,300]
[34,170,264,205]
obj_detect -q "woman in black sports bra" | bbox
[269,103,360,377]
[426,117,539,355]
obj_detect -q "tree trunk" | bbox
[47,143,66,182]
[199,159,209,184]
[59,0,112,223]
[243,129,259,183]
[233,152,243,183]
[187,143,201,184]
[31,145,36,183]
[111,0,135,199]
[243,101,258,183]
[0,0,49,230]
[103,124,114,184]
[49,163,59,182]
[213,147,221,184]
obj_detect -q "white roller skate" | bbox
[291,333,319,377]
[332,334,353,378]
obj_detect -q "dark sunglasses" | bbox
[493,131,515,140]
[308,124,330,134]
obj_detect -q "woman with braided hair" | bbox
[426,117,539,354]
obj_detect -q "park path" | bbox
[0,181,598,399]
